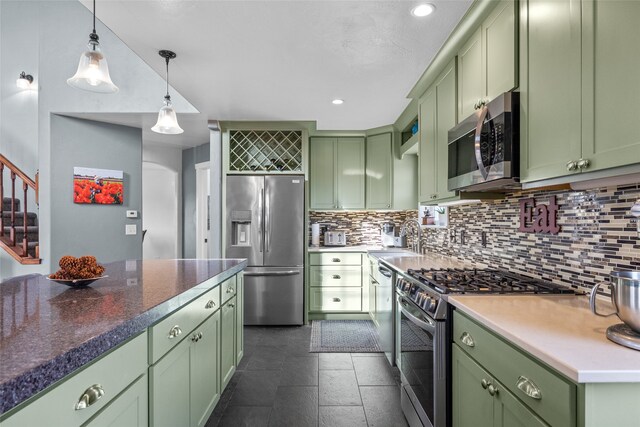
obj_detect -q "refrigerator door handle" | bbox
[258,188,264,252]
[244,270,301,277]
[265,187,271,252]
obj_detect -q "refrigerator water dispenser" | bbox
[231,210,252,246]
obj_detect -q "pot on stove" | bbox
[590,271,640,333]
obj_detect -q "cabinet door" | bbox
[493,384,549,427]
[366,133,393,209]
[86,374,148,427]
[520,0,582,182]
[458,28,484,119]
[581,0,640,173]
[236,273,244,364]
[150,337,191,427]
[452,344,494,427]
[418,88,437,203]
[483,0,517,100]
[309,137,336,209]
[190,312,221,427]
[336,137,366,209]
[220,297,237,390]
[368,276,376,321]
[435,60,458,201]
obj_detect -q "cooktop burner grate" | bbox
[405,268,575,295]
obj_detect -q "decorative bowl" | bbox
[46,275,108,287]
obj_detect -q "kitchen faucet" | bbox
[400,218,422,254]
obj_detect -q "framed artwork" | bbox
[73,167,124,205]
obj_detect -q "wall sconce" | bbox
[16,72,34,90]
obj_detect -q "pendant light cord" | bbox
[165,57,170,99]
[92,0,96,34]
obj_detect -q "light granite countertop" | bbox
[448,294,640,383]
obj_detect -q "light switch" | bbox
[125,224,137,235]
[126,210,138,218]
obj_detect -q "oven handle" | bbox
[474,105,490,180]
[398,296,436,333]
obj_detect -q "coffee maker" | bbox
[381,222,395,247]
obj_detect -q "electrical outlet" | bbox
[127,278,138,286]
[126,210,138,218]
[125,224,137,235]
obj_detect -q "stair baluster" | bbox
[0,163,4,237]
[10,172,16,246]
[22,182,29,255]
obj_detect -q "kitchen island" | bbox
[0,258,246,426]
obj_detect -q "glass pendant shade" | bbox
[151,97,184,134]
[67,40,118,93]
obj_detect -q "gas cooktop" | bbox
[405,268,575,295]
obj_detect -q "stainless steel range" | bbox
[395,268,575,427]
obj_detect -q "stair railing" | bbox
[0,154,38,257]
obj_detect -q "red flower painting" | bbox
[73,167,124,205]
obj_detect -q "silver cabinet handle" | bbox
[199,332,203,340]
[577,158,590,170]
[516,376,542,400]
[75,384,105,410]
[487,384,499,396]
[227,287,235,294]
[168,325,182,339]
[229,303,235,308]
[191,333,199,343]
[332,275,341,279]
[566,160,578,171]
[205,300,216,309]
[331,258,341,262]
[332,297,341,302]
[460,331,475,348]
[481,379,491,389]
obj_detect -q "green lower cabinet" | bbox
[220,296,237,390]
[452,344,548,427]
[190,312,221,427]
[84,374,148,427]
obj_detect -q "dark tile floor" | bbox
[206,326,409,427]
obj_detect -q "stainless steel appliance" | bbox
[395,268,575,427]
[447,92,519,192]
[590,271,640,350]
[225,175,304,325]
[324,231,346,246]
[377,264,395,365]
[381,222,395,247]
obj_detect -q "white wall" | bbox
[0,1,197,280]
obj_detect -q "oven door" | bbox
[397,294,447,427]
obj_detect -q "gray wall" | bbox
[50,116,142,263]
[182,143,210,258]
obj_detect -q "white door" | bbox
[195,162,210,259]
[143,162,179,259]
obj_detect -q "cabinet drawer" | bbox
[221,276,237,305]
[309,252,363,266]
[453,311,576,427]
[150,285,221,363]
[310,288,362,312]
[309,266,362,287]
[2,332,147,427]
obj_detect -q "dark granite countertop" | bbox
[0,258,247,415]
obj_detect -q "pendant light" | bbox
[151,50,184,135]
[67,0,118,93]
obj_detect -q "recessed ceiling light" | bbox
[332,99,344,105]
[411,4,435,17]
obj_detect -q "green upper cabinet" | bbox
[309,137,337,209]
[337,137,366,209]
[458,1,517,119]
[520,0,582,183]
[419,59,457,204]
[581,0,640,173]
[366,133,393,209]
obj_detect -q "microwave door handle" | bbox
[474,105,490,180]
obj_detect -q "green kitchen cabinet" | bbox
[458,1,517,119]
[220,296,237,390]
[190,311,221,427]
[366,133,393,209]
[309,137,337,209]
[236,273,244,364]
[85,374,148,427]
[452,344,549,427]
[419,59,457,204]
[581,0,640,173]
[309,137,365,209]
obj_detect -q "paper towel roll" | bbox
[311,223,320,246]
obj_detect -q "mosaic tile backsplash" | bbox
[418,184,640,293]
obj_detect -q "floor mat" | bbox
[310,320,383,353]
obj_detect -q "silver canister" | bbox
[590,271,640,333]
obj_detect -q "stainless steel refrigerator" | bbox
[225,175,304,325]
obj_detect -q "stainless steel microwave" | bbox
[447,92,519,191]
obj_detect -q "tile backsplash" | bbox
[419,184,639,292]
[309,210,415,247]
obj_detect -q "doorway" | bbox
[142,162,179,259]
[195,161,210,259]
